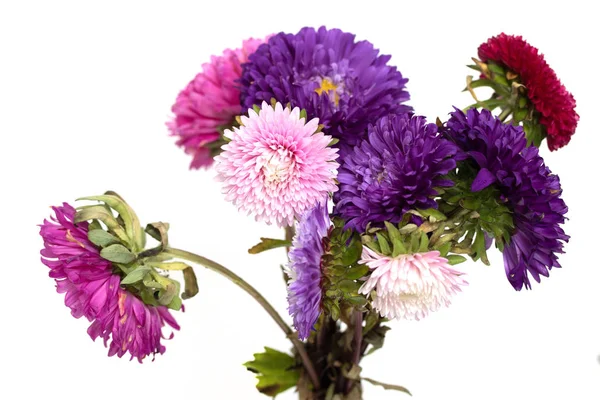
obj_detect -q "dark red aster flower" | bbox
[478,33,579,151]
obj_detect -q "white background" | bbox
[1,1,599,399]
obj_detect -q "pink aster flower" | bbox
[358,247,467,320]
[39,203,179,362]
[167,37,266,169]
[215,102,339,227]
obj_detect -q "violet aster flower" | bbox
[215,102,339,227]
[445,108,569,290]
[358,247,467,320]
[168,37,266,169]
[286,202,331,339]
[39,204,180,361]
[335,114,458,232]
[240,26,412,156]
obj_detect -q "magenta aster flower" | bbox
[286,202,331,339]
[39,203,179,362]
[168,37,266,169]
[215,102,339,227]
[88,287,180,362]
[358,247,467,320]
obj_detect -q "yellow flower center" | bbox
[314,78,340,106]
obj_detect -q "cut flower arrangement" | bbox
[39,27,578,399]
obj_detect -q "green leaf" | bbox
[88,229,120,247]
[248,238,291,254]
[338,279,358,293]
[446,255,467,265]
[182,266,199,299]
[100,244,135,264]
[418,233,429,252]
[244,347,299,397]
[363,377,411,396]
[375,233,390,255]
[345,264,369,280]
[384,222,406,257]
[341,236,362,266]
[417,208,447,222]
[157,282,178,306]
[145,222,169,248]
[121,265,151,284]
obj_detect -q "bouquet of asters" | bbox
[39,27,577,399]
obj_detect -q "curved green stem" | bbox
[163,247,320,391]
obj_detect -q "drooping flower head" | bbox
[286,202,331,339]
[444,108,569,290]
[477,33,579,150]
[215,102,339,227]
[40,202,181,361]
[240,26,412,156]
[334,114,458,232]
[168,37,266,169]
[358,247,467,320]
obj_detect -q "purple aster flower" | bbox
[444,108,569,290]
[286,202,331,340]
[40,204,180,361]
[240,26,412,156]
[334,114,458,232]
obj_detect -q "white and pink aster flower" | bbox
[358,247,467,320]
[215,102,339,227]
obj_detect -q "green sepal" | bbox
[87,229,121,247]
[78,192,144,252]
[100,244,135,264]
[446,255,467,265]
[375,233,391,255]
[244,347,300,398]
[121,265,151,284]
[74,205,130,245]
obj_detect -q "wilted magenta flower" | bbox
[358,247,467,320]
[168,37,266,169]
[215,102,339,227]
[39,203,179,362]
[88,287,180,362]
[286,202,331,339]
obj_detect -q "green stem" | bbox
[164,247,320,391]
[498,107,512,122]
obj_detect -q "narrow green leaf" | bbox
[88,229,120,247]
[157,283,178,306]
[417,208,447,222]
[121,265,151,284]
[446,255,467,265]
[248,238,291,254]
[384,222,406,257]
[363,377,411,396]
[419,233,429,252]
[375,233,391,255]
[100,244,135,264]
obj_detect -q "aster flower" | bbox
[445,108,569,290]
[334,114,458,232]
[168,37,266,169]
[215,102,339,227]
[358,247,467,320]
[477,33,579,150]
[39,203,180,361]
[240,26,412,156]
[286,202,331,339]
